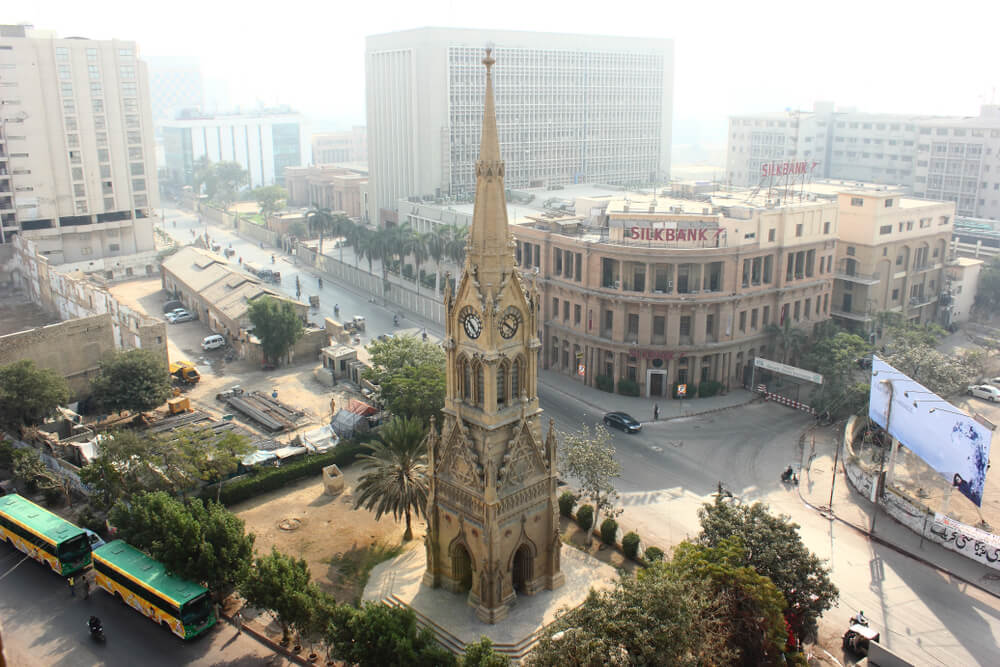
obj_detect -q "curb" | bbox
[795,436,1000,602]
[219,607,314,665]
[537,376,761,424]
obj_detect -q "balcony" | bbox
[834,270,880,285]
[908,294,938,308]
[911,263,935,273]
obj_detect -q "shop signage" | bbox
[625,227,722,242]
[633,350,675,361]
[760,161,818,177]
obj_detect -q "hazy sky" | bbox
[12,0,1000,138]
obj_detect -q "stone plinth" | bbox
[363,545,616,658]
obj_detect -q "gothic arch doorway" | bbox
[512,544,533,593]
[453,544,473,592]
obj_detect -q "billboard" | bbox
[753,357,823,385]
[868,356,992,506]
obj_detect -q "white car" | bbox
[967,384,1000,402]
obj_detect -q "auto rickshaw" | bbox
[842,623,880,657]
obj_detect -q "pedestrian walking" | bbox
[653,404,659,421]
[234,611,244,635]
[68,575,76,597]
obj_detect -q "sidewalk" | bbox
[538,368,760,423]
[797,426,1000,598]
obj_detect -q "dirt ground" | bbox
[559,515,638,574]
[232,463,424,604]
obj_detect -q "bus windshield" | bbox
[57,533,90,561]
[180,593,212,625]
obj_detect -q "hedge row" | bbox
[209,440,366,506]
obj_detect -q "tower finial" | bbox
[483,45,495,74]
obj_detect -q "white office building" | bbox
[365,27,674,223]
[727,103,1000,221]
[160,109,309,188]
[0,24,159,245]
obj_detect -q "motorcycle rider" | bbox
[88,615,103,637]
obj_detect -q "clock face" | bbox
[498,307,522,339]
[459,306,482,339]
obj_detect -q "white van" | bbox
[202,334,226,351]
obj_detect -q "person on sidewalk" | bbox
[234,610,244,635]
[653,404,660,420]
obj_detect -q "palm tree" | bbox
[426,226,447,294]
[352,417,429,541]
[409,231,431,294]
[765,317,808,365]
[305,208,334,257]
[331,213,353,263]
[445,225,468,269]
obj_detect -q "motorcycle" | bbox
[781,466,799,484]
[88,616,105,643]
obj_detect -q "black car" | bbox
[603,411,642,433]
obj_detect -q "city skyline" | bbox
[13,0,1000,157]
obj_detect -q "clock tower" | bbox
[422,48,564,623]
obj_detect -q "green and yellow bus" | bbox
[0,493,92,576]
[92,540,216,639]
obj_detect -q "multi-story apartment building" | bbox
[311,127,366,164]
[512,192,837,396]
[0,24,159,247]
[831,190,954,331]
[284,165,368,219]
[160,108,309,188]
[728,103,1000,221]
[912,105,1000,220]
[365,27,673,223]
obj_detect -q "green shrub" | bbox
[644,546,665,562]
[43,486,62,507]
[616,378,640,396]
[595,375,614,392]
[558,491,576,518]
[76,506,107,535]
[208,440,365,506]
[698,380,723,398]
[600,518,618,545]
[576,504,594,532]
[622,531,641,560]
[0,440,14,468]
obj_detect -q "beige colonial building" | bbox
[422,50,563,624]
[284,165,368,219]
[832,190,954,331]
[512,192,838,396]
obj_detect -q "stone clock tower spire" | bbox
[422,48,564,623]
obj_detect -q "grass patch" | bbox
[324,541,404,603]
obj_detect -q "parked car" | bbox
[967,384,1000,402]
[987,377,1000,388]
[165,307,188,323]
[202,334,226,350]
[603,411,642,433]
[170,311,195,323]
[162,300,184,313]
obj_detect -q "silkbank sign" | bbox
[610,217,725,246]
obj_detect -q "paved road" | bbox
[160,207,1000,665]
[0,544,291,666]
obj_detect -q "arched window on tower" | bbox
[511,356,523,402]
[461,356,472,402]
[496,362,508,408]
[475,362,485,407]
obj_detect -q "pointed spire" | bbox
[466,47,513,288]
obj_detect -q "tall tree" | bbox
[192,155,217,198]
[528,557,730,666]
[426,225,448,293]
[802,331,871,418]
[176,430,254,502]
[0,360,70,430]
[697,497,838,643]
[254,185,287,219]
[111,491,255,600]
[362,335,446,424]
[352,416,429,541]
[974,256,1000,316]
[214,161,248,208]
[306,207,334,256]
[764,318,808,365]
[666,538,789,666]
[328,602,455,667]
[247,295,304,365]
[559,424,622,525]
[90,348,172,415]
[240,547,313,641]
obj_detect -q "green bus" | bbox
[92,540,216,639]
[0,493,92,576]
